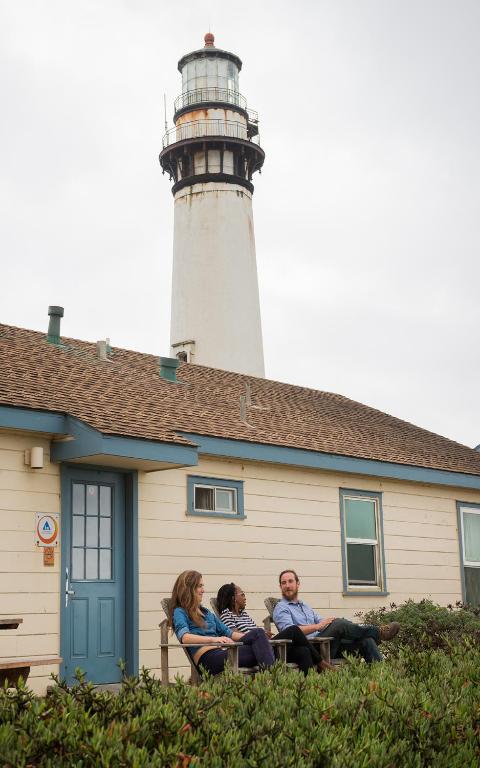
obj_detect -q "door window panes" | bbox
[100,517,111,548]
[86,485,98,515]
[100,549,112,580]
[71,482,113,580]
[72,516,85,547]
[100,486,111,517]
[72,547,84,580]
[86,548,98,580]
[86,517,98,548]
[72,483,85,515]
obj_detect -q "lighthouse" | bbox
[159,33,265,376]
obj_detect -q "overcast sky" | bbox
[1,0,479,448]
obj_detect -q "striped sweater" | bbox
[219,608,257,632]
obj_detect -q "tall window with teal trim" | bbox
[459,503,480,606]
[187,476,245,519]
[340,490,385,592]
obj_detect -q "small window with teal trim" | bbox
[187,476,245,519]
[340,489,386,594]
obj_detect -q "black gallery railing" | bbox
[162,119,261,149]
[174,88,259,124]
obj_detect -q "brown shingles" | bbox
[1,322,480,476]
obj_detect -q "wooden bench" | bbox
[0,618,23,631]
[0,657,63,687]
[263,597,333,664]
[0,617,62,687]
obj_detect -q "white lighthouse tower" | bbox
[160,33,265,376]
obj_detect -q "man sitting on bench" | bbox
[273,570,400,663]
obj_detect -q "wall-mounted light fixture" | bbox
[24,447,44,469]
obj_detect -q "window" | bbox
[340,489,387,594]
[71,482,113,581]
[457,503,480,607]
[187,476,245,519]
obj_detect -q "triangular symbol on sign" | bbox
[43,521,51,531]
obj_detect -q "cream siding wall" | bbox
[138,456,480,680]
[0,431,60,695]
[1,428,479,692]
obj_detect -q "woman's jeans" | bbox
[317,618,383,663]
[274,625,321,674]
[198,628,275,675]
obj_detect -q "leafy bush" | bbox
[1,642,479,767]
[357,598,480,654]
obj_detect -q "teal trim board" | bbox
[51,416,198,467]
[0,406,67,435]
[125,471,139,676]
[180,433,480,491]
[0,407,196,468]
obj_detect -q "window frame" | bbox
[187,475,245,520]
[339,488,388,596]
[456,501,480,603]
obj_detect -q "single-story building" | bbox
[1,319,479,693]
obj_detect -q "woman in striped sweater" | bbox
[217,583,335,674]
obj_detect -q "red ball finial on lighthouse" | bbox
[204,32,215,47]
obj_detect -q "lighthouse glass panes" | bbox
[182,57,239,93]
[71,483,113,581]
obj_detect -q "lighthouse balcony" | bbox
[173,88,259,137]
[162,119,261,149]
[174,87,247,113]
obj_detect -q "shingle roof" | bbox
[1,323,480,476]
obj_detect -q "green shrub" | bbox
[357,598,480,654]
[1,642,479,767]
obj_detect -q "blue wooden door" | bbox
[62,469,126,684]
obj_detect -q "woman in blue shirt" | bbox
[168,570,275,675]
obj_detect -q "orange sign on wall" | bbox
[35,513,60,548]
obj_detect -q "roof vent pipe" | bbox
[159,356,180,382]
[96,340,108,361]
[46,306,64,345]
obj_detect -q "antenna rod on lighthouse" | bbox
[163,93,168,132]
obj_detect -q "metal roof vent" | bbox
[46,306,64,345]
[159,356,180,382]
[96,340,111,361]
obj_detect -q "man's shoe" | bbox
[317,659,337,672]
[379,622,400,641]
